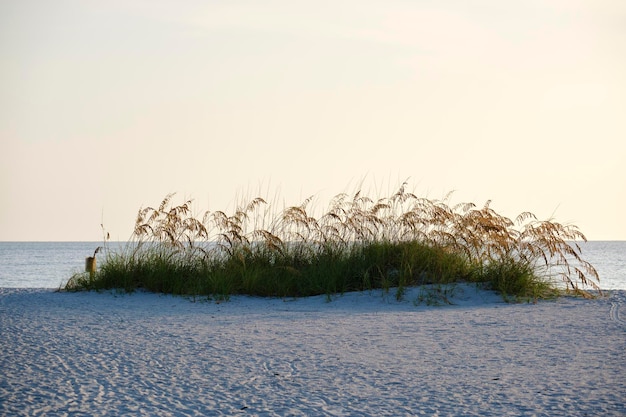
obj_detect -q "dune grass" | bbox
[65,183,600,302]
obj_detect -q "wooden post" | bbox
[85,247,101,278]
[85,257,96,275]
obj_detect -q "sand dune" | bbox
[1,285,624,416]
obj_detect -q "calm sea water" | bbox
[0,241,624,290]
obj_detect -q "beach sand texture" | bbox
[1,286,624,416]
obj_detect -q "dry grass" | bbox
[66,182,600,299]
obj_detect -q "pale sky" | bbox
[1,0,625,241]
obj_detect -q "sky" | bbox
[1,0,625,241]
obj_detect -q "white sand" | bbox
[1,285,624,417]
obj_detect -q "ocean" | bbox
[0,241,624,290]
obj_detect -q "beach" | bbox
[1,285,624,416]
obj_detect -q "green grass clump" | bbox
[65,182,600,302]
